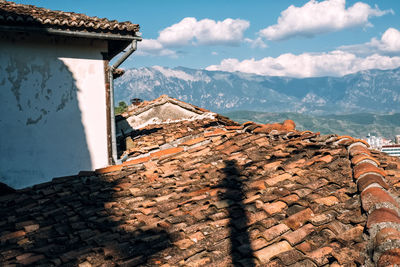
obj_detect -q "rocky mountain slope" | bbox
[115,66,400,115]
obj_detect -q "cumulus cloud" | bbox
[136,17,251,57]
[244,37,268,49]
[259,0,392,41]
[136,39,177,57]
[206,51,400,77]
[378,28,400,52]
[158,17,250,46]
[340,27,400,55]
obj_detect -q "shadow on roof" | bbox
[217,160,256,267]
[0,173,174,265]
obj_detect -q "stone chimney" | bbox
[130,98,142,106]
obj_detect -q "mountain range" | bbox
[115,66,400,115]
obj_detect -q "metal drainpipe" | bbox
[109,40,138,164]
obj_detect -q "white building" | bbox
[0,2,141,188]
[381,145,400,157]
[365,134,392,150]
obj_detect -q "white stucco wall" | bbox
[0,32,109,189]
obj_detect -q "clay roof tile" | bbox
[2,96,400,266]
[0,1,139,35]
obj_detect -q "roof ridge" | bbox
[123,95,212,119]
[340,136,400,265]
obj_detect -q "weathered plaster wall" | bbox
[0,32,109,189]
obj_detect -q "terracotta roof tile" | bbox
[150,146,184,158]
[361,187,400,212]
[352,154,380,166]
[367,208,400,228]
[314,195,339,206]
[284,208,314,230]
[306,246,333,265]
[354,162,387,179]
[349,144,372,157]
[332,247,364,265]
[122,156,151,166]
[347,143,400,265]
[179,136,207,146]
[2,96,400,266]
[254,240,292,264]
[283,223,315,246]
[259,200,287,215]
[375,227,400,248]
[0,1,139,35]
[378,248,400,267]
[95,164,122,174]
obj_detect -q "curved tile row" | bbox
[342,138,400,266]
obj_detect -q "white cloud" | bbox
[378,28,400,52]
[206,51,400,77]
[136,17,251,57]
[158,17,250,46]
[139,39,163,51]
[340,27,400,55]
[211,51,218,56]
[259,0,392,41]
[244,37,268,49]
[136,39,176,57]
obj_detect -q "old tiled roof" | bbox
[0,1,139,35]
[119,95,213,120]
[1,98,400,266]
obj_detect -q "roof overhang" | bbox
[0,24,142,60]
[0,25,142,41]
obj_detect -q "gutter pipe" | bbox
[109,39,139,164]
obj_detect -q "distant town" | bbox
[364,134,400,157]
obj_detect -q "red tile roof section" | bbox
[0,1,139,34]
[345,138,400,266]
[120,95,213,119]
[1,99,400,266]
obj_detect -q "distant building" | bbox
[364,133,392,150]
[381,145,400,157]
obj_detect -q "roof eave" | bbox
[0,24,142,41]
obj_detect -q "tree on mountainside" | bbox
[115,101,128,115]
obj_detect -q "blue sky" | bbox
[13,0,400,77]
